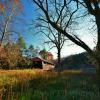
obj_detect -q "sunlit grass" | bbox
[0,69,100,100]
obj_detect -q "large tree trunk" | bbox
[95,58,100,90]
[55,47,61,72]
[96,13,100,50]
[57,48,61,69]
[95,10,100,90]
[57,31,62,71]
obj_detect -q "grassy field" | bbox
[0,69,100,100]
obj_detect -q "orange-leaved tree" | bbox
[0,0,23,69]
[0,0,22,44]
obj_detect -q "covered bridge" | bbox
[32,57,55,70]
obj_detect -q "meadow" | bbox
[0,69,100,100]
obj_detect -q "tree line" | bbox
[0,36,48,69]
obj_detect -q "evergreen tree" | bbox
[39,48,48,59]
[29,44,34,51]
[28,44,35,57]
[16,36,26,50]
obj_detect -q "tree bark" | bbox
[57,32,62,71]
[96,13,100,51]
[94,9,100,90]
[1,32,5,44]
[57,47,61,71]
[95,58,100,90]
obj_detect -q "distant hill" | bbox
[54,52,96,72]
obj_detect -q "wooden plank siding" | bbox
[32,57,55,70]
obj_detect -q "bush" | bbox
[0,43,21,69]
[0,57,9,69]
[0,43,33,69]
[17,57,32,69]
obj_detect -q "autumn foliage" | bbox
[0,3,4,12]
[0,43,21,69]
[0,0,22,13]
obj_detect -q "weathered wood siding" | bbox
[43,63,55,70]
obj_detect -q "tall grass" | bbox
[0,69,100,100]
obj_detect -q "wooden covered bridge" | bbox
[32,57,55,70]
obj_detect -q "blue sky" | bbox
[10,0,96,59]
[16,0,44,47]
[17,1,50,46]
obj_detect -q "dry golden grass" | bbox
[0,69,41,84]
[0,69,80,89]
[0,69,44,99]
[0,69,99,100]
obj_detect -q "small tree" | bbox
[0,43,9,69]
[16,36,26,50]
[0,42,22,69]
[39,48,48,59]
[29,44,34,51]
[5,42,22,69]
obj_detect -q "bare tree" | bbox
[0,0,22,44]
[41,26,67,70]
[33,0,100,88]
[34,0,78,70]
